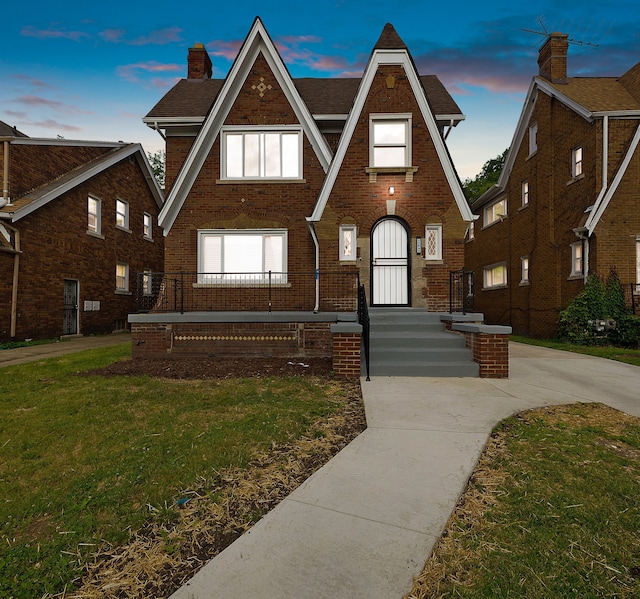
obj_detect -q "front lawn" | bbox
[0,345,361,598]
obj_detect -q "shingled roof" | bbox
[146,74,462,120]
[374,23,408,50]
[547,76,640,112]
[0,120,28,137]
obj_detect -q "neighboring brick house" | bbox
[133,18,474,372]
[466,34,640,338]
[0,127,164,341]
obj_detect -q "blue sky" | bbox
[3,1,639,179]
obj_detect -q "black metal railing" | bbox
[449,269,475,314]
[357,282,371,381]
[136,271,359,314]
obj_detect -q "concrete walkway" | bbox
[171,342,640,599]
[0,332,130,368]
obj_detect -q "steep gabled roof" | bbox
[157,17,334,233]
[0,120,28,138]
[1,144,163,221]
[308,25,473,222]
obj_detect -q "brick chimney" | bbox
[537,33,569,84]
[187,43,213,79]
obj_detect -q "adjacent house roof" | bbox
[0,142,164,221]
[0,120,28,138]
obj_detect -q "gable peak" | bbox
[374,23,408,50]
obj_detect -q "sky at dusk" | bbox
[3,1,639,179]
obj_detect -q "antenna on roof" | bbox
[523,16,599,48]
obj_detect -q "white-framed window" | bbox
[221,127,302,179]
[116,263,129,292]
[143,213,152,240]
[572,146,583,178]
[484,198,507,227]
[339,225,357,261]
[571,241,583,277]
[87,195,101,234]
[425,224,442,261]
[467,221,475,241]
[522,180,529,206]
[483,263,507,289]
[198,229,287,283]
[370,114,412,168]
[521,256,530,284]
[116,199,129,230]
[529,122,538,155]
[636,237,640,287]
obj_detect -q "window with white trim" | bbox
[468,221,475,240]
[222,128,302,179]
[339,225,357,261]
[143,213,152,240]
[370,114,411,167]
[484,198,507,227]
[522,180,529,206]
[425,224,442,260]
[116,263,129,292]
[521,256,530,284]
[571,241,583,277]
[572,146,583,178]
[529,122,538,155]
[198,230,287,283]
[87,196,101,234]
[483,263,507,289]
[116,199,129,230]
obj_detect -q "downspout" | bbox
[11,229,20,338]
[307,221,320,313]
[1,140,9,208]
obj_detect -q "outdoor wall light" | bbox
[388,186,395,196]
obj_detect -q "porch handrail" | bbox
[449,269,474,314]
[358,282,371,381]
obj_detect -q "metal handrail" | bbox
[358,282,371,381]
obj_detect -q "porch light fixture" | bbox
[388,186,395,196]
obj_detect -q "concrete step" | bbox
[363,308,477,378]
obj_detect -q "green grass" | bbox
[510,334,640,367]
[0,345,346,598]
[410,403,640,598]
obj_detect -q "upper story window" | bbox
[116,199,129,230]
[528,122,538,155]
[572,146,583,178]
[143,213,153,240]
[425,224,442,261]
[484,198,507,227]
[198,229,287,284]
[522,181,529,206]
[87,195,101,235]
[221,127,302,180]
[467,221,475,241]
[370,114,411,168]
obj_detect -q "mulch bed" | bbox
[67,357,365,598]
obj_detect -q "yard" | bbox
[0,345,365,598]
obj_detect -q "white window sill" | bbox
[115,289,131,295]
[566,174,585,186]
[519,280,530,286]
[87,230,104,239]
[116,225,132,233]
[365,166,418,182]
[568,274,583,280]
[143,236,154,242]
[482,284,508,291]
[216,178,306,184]
[424,259,443,264]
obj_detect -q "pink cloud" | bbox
[11,74,54,89]
[208,39,243,61]
[130,27,182,46]
[116,62,182,85]
[99,28,125,43]
[21,25,89,42]
[279,35,322,45]
[15,95,93,115]
[4,110,27,119]
[30,118,82,132]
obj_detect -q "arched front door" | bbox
[371,217,410,306]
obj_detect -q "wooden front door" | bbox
[371,217,410,306]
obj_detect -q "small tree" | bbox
[462,149,508,203]
[147,149,166,189]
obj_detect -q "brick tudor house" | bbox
[466,33,640,338]
[129,18,514,377]
[0,124,164,341]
